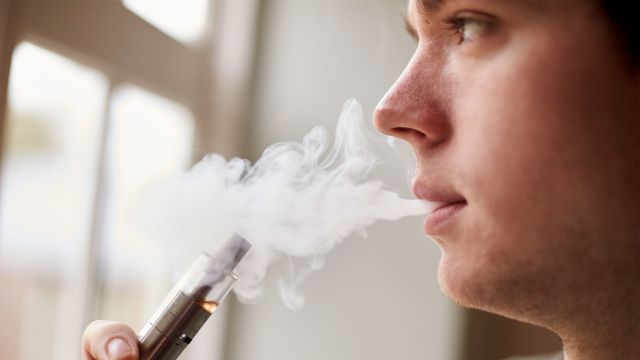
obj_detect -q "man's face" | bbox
[375,0,638,323]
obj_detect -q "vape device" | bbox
[138,234,251,360]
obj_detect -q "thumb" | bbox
[82,320,140,360]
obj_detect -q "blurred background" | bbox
[0,0,562,359]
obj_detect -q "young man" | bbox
[83,0,638,359]
[375,0,638,358]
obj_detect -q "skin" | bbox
[374,0,639,359]
[82,321,138,360]
[83,0,639,359]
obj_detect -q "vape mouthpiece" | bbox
[214,233,251,274]
[138,234,251,360]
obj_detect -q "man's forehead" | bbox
[407,0,454,24]
[410,0,449,16]
[409,0,546,18]
[417,0,447,13]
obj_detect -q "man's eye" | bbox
[451,16,493,43]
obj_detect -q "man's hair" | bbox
[599,0,639,61]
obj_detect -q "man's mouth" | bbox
[413,182,467,235]
[423,200,467,234]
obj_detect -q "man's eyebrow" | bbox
[404,0,448,41]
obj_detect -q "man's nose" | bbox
[373,54,451,149]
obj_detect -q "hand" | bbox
[82,320,140,360]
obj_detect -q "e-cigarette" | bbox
[138,234,251,360]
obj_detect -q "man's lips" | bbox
[413,182,466,235]
[423,200,467,234]
[413,182,463,204]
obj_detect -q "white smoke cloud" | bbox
[135,99,440,310]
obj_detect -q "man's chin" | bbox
[437,254,477,308]
[437,253,507,311]
[437,253,554,326]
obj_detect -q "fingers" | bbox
[82,320,140,360]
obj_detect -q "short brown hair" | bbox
[599,0,639,61]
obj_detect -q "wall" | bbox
[224,1,463,359]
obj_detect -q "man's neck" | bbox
[560,311,639,359]
[563,340,639,360]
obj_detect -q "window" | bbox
[96,84,194,325]
[0,41,108,360]
[0,42,196,359]
[123,0,211,44]
[0,0,257,358]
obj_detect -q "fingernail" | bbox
[106,337,133,359]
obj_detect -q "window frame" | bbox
[1,0,210,358]
[0,1,261,358]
